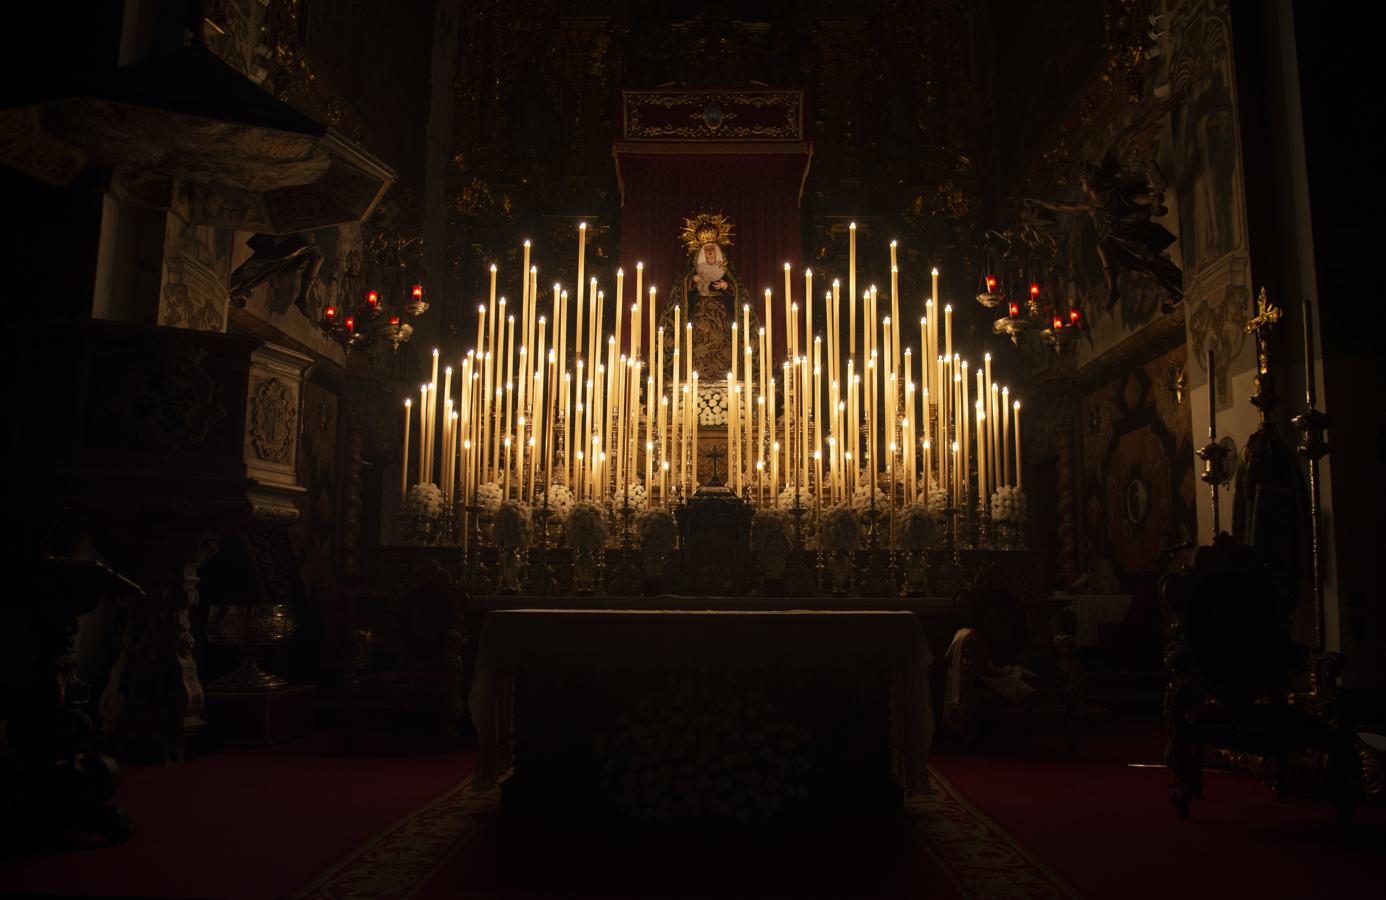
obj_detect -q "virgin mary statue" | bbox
[661,213,758,422]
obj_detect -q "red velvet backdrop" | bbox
[615,152,809,356]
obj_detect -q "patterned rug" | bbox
[294,767,1079,900]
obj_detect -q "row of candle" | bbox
[399,222,1025,513]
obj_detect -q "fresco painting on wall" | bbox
[1081,345,1196,649]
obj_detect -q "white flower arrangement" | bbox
[927,485,949,516]
[750,508,794,559]
[775,485,814,510]
[493,499,534,549]
[635,507,678,557]
[474,480,503,514]
[404,482,445,521]
[595,676,811,822]
[895,501,941,554]
[608,481,648,512]
[851,481,888,512]
[535,482,574,523]
[564,499,609,551]
[990,485,1028,524]
[819,503,863,554]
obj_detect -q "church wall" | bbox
[996,0,1371,678]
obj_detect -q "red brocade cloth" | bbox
[613,149,811,353]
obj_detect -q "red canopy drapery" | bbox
[613,150,811,358]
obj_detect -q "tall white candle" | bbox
[401,398,412,500]
[1001,386,1011,486]
[1013,400,1022,490]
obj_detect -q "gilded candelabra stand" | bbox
[525,497,557,595]
[786,500,817,597]
[464,501,493,595]
[436,502,458,546]
[859,496,891,596]
[977,497,994,550]
[610,501,640,596]
[944,505,964,565]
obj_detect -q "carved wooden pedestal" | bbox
[15,320,314,762]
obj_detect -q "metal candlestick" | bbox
[464,503,493,595]
[1295,295,1330,653]
[526,501,557,595]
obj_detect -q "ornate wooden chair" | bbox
[344,583,469,749]
[943,585,1080,752]
[1161,534,1357,823]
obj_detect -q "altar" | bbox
[468,607,934,817]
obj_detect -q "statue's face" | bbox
[703,245,717,264]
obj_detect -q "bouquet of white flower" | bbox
[404,482,445,521]
[776,485,813,511]
[926,484,949,516]
[819,503,863,554]
[990,485,1028,524]
[535,482,574,523]
[851,481,888,512]
[474,481,503,514]
[895,501,941,554]
[751,508,794,575]
[493,499,534,549]
[635,507,678,556]
[607,481,648,512]
[564,499,609,551]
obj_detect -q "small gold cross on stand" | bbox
[1243,287,1283,423]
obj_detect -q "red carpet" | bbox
[0,733,475,900]
[295,767,1076,900]
[929,721,1386,899]
[7,722,1382,899]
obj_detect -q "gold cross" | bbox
[1244,287,1282,374]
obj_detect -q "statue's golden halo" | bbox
[680,213,735,254]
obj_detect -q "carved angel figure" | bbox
[1027,100,1184,312]
[227,233,324,318]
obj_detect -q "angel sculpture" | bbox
[1027,100,1184,313]
[227,233,324,317]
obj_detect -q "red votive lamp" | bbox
[411,284,424,301]
[1052,315,1064,331]
[325,306,336,320]
[1030,282,1041,301]
[1008,302,1020,318]
[985,275,997,292]
[389,315,401,326]
[345,316,356,333]
[1069,307,1081,325]
[366,290,379,307]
